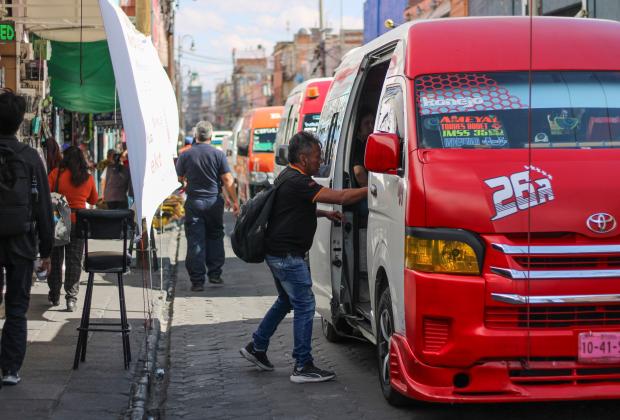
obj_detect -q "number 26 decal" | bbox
[484,166,555,221]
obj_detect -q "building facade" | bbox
[184,73,202,132]
[363,0,409,43]
[231,47,272,118]
[271,28,363,105]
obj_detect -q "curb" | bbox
[125,228,181,420]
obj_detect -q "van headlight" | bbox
[250,171,268,183]
[405,230,483,275]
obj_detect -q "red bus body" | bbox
[316,17,620,404]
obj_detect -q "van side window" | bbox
[378,85,406,170]
[319,112,339,177]
[378,85,405,138]
[281,105,295,144]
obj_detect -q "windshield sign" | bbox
[253,127,278,152]
[416,72,620,149]
[303,113,321,132]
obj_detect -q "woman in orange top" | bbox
[47,146,98,311]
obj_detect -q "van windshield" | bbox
[416,71,620,149]
[253,128,278,152]
[303,113,321,132]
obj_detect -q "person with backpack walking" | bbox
[0,90,53,387]
[47,146,98,311]
[176,120,240,292]
[240,131,367,383]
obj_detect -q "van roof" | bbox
[247,106,284,128]
[289,77,334,96]
[338,17,620,77]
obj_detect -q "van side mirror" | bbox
[275,145,289,166]
[364,133,401,174]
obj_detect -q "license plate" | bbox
[578,332,620,364]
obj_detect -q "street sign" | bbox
[0,22,15,42]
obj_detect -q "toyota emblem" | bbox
[586,213,617,234]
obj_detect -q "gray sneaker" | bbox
[2,371,21,386]
[290,362,335,384]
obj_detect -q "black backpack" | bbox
[0,143,36,237]
[231,170,294,263]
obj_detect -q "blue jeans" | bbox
[184,196,225,284]
[253,255,316,369]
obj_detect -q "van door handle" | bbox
[370,184,378,197]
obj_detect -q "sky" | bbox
[175,0,365,94]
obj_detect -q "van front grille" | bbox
[513,256,620,270]
[508,361,620,385]
[486,304,620,329]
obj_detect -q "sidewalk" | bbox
[0,228,179,420]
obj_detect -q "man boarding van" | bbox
[273,77,333,176]
[310,17,620,405]
[236,106,282,202]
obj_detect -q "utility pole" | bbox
[232,48,239,118]
[319,0,327,77]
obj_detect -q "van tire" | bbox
[376,287,410,406]
[321,316,342,343]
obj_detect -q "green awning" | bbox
[48,39,117,113]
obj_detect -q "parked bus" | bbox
[236,106,283,202]
[307,17,620,405]
[273,77,333,176]
[211,130,232,150]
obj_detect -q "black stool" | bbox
[73,209,133,370]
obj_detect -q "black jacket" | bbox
[0,136,53,261]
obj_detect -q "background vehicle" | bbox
[211,130,232,150]
[310,17,620,406]
[236,106,283,202]
[273,77,333,176]
[222,118,243,178]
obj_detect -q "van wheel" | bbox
[321,316,342,343]
[377,287,410,406]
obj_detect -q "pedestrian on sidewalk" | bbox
[176,120,239,291]
[240,131,367,383]
[102,151,132,209]
[47,146,98,311]
[0,90,54,388]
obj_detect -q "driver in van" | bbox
[240,131,367,384]
[351,107,376,188]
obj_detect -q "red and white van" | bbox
[310,17,620,405]
[273,77,333,176]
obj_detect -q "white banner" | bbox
[98,0,179,232]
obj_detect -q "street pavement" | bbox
[0,230,177,420]
[164,215,619,420]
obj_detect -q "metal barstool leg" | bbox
[73,272,94,369]
[117,273,130,369]
[80,271,96,362]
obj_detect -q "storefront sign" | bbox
[98,0,179,232]
[0,22,15,42]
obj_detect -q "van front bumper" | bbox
[392,269,620,402]
[390,333,620,403]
